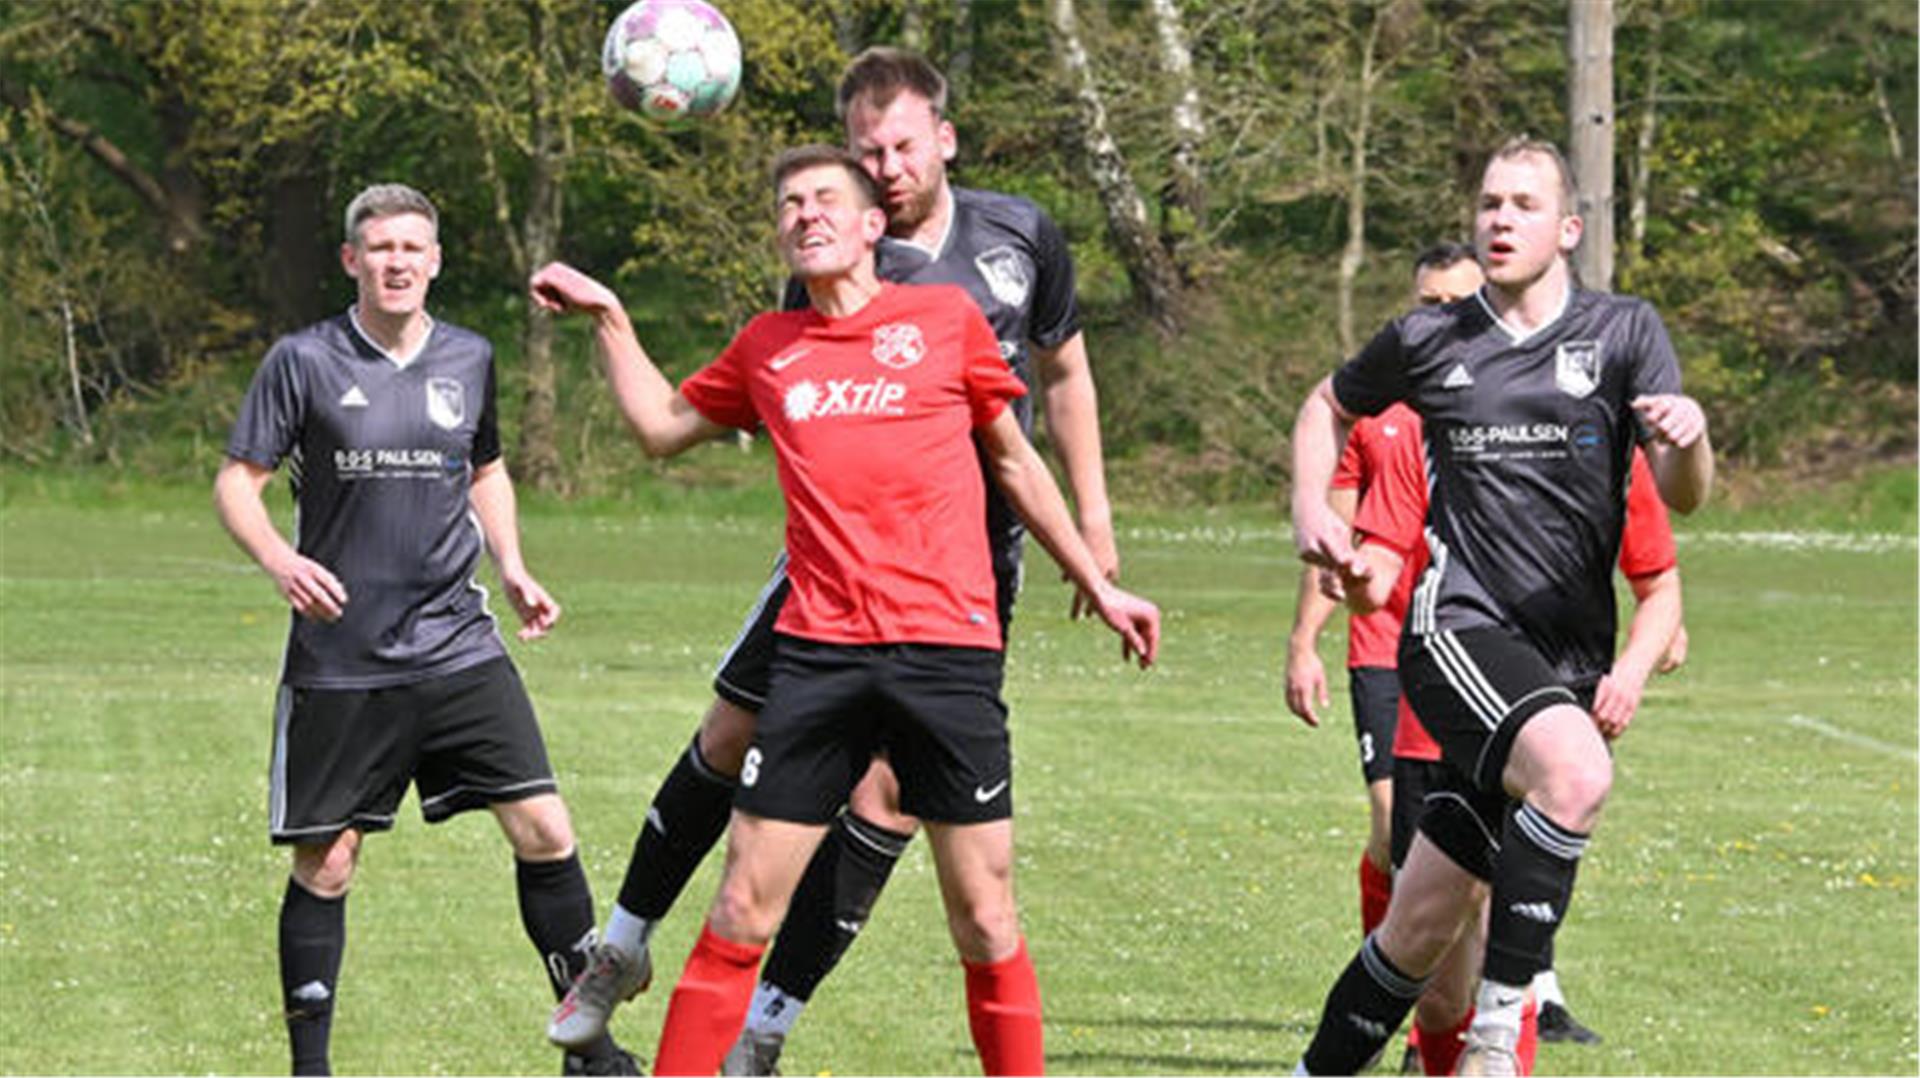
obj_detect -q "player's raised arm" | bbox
[976,409,1159,667]
[213,456,347,622]
[529,261,726,458]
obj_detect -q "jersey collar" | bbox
[348,306,436,369]
[1473,283,1571,347]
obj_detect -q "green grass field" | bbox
[2,473,1914,1075]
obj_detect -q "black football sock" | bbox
[279,878,345,1077]
[760,812,911,1002]
[616,735,735,920]
[1483,801,1587,988]
[517,853,626,1063]
[1300,935,1427,1075]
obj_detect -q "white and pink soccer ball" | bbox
[602,0,742,121]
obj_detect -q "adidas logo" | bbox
[291,980,331,1003]
[339,385,370,408]
[1508,901,1557,924]
[1442,363,1474,390]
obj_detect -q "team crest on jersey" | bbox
[1554,340,1603,398]
[425,378,465,430]
[871,322,927,370]
[974,246,1032,307]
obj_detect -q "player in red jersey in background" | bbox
[530,145,1159,1077]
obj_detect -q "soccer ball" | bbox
[602,0,742,121]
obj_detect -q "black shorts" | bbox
[734,635,1011,825]
[1397,627,1587,794]
[713,550,1020,711]
[1348,666,1400,785]
[1389,754,1503,880]
[268,658,556,845]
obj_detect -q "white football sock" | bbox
[1532,968,1566,1008]
[603,905,652,957]
[744,982,805,1037]
[1470,978,1528,1046]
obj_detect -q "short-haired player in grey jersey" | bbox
[1288,139,1713,1076]
[214,184,636,1076]
[544,49,1121,1074]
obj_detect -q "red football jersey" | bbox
[1333,404,1422,670]
[1352,436,1679,762]
[680,282,1026,649]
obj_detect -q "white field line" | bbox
[1785,713,1919,762]
[1112,525,1914,554]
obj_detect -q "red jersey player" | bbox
[530,144,1159,1076]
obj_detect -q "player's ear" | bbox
[937,118,957,163]
[340,242,359,278]
[428,244,442,280]
[1559,211,1583,257]
[862,205,887,243]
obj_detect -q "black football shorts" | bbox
[734,635,1012,826]
[713,550,1020,712]
[268,658,556,845]
[1348,665,1401,785]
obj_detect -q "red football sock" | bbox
[1359,855,1393,936]
[963,938,1045,1076]
[653,922,765,1076]
[1415,1007,1472,1076]
[1517,995,1538,1075]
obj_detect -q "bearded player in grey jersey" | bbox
[215,184,635,1077]
[546,49,1120,1075]
[1289,138,1712,1076]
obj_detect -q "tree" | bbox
[1568,0,1615,291]
[1049,0,1184,334]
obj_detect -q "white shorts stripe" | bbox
[269,685,293,835]
[1428,631,1507,730]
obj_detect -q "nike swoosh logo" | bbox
[769,348,810,371]
[974,779,1009,803]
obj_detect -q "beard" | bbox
[885,176,943,238]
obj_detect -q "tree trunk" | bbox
[513,0,566,494]
[1336,13,1380,357]
[1568,0,1615,292]
[1626,2,1662,268]
[1048,0,1183,334]
[1149,0,1206,253]
[265,152,333,333]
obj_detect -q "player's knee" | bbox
[293,835,359,896]
[946,897,1020,963]
[710,876,780,946]
[1534,751,1612,830]
[697,698,757,777]
[499,796,576,861]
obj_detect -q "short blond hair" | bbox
[1487,137,1578,217]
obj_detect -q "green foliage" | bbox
[0,0,1912,493]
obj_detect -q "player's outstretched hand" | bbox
[529,262,619,318]
[268,551,348,623]
[1088,581,1160,669]
[500,569,562,641]
[1631,394,1708,449]
[1285,637,1329,728]
[1067,517,1122,621]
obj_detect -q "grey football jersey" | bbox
[226,313,507,689]
[785,186,1081,572]
[1332,288,1684,683]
